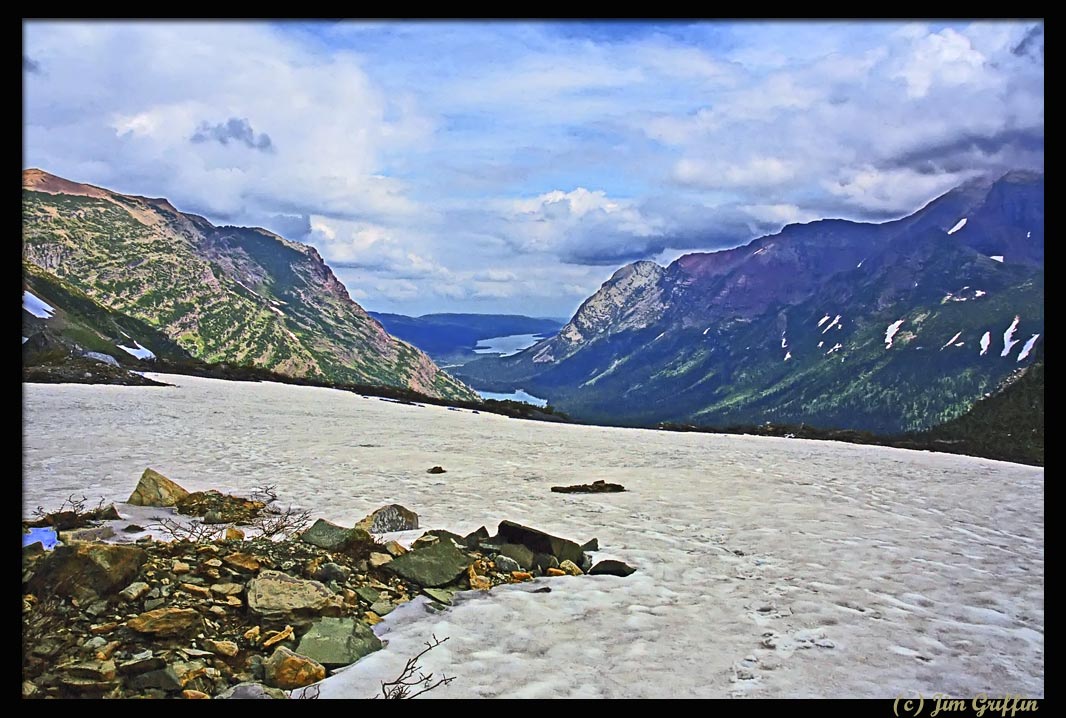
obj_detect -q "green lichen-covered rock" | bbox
[295,617,382,669]
[384,539,471,588]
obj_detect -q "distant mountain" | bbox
[369,312,562,365]
[457,171,1043,433]
[21,169,477,400]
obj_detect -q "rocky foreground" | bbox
[21,468,632,699]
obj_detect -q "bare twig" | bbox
[251,484,279,505]
[252,504,312,539]
[375,635,455,699]
[146,516,228,543]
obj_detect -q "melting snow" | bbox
[856,259,864,268]
[703,328,710,336]
[22,336,29,344]
[817,314,830,327]
[954,342,964,347]
[979,332,991,356]
[821,315,841,334]
[947,218,967,235]
[884,320,905,349]
[780,336,788,349]
[1027,231,1031,238]
[1001,316,1021,357]
[826,343,843,355]
[1017,334,1040,362]
[990,255,1004,263]
[653,332,665,342]
[817,341,824,348]
[117,341,156,361]
[752,247,768,256]
[783,351,792,362]
[940,332,962,351]
[975,290,986,298]
[22,291,55,319]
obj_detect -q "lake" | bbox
[473,333,545,356]
[476,389,549,407]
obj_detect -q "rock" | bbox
[84,636,108,651]
[28,542,147,603]
[369,600,395,616]
[67,659,117,681]
[299,519,373,553]
[532,552,559,573]
[426,466,447,474]
[211,582,244,596]
[22,681,38,698]
[493,554,521,573]
[263,647,326,690]
[262,625,295,648]
[96,641,121,660]
[467,564,491,590]
[463,526,490,548]
[203,510,225,524]
[422,587,455,604]
[123,524,145,533]
[222,552,260,573]
[145,597,166,611]
[296,616,383,669]
[384,539,471,588]
[312,562,351,584]
[551,480,626,493]
[216,681,289,699]
[182,582,212,597]
[369,552,393,568]
[89,621,120,634]
[580,553,593,573]
[58,525,116,544]
[172,560,191,574]
[546,568,567,577]
[558,560,583,576]
[119,581,150,602]
[581,538,599,552]
[355,586,382,605]
[183,689,211,699]
[127,467,190,507]
[127,607,203,637]
[496,520,586,566]
[176,490,266,523]
[128,667,183,692]
[355,504,419,533]
[498,543,535,570]
[244,626,261,642]
[364,611,383,625]
[59,675,117,692]
[94,503,123,520]
[424,529,467,547]
[510,571,533,582]
[226,526,245,541]
[383,540,408,557]
[204,639,239,657]
[815,639,836,649]
[246,570,343,622]
[588,559,637,577]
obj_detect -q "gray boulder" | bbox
[384,539,471,587]
[295,617,382,669]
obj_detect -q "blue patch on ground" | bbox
[23,526,58,550]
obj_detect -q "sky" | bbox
[23,20,1044,318]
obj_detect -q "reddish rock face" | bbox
[126,608,204,637]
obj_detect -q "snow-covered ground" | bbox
[22,374,1044,699]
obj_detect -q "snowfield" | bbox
[22,375,1043,699]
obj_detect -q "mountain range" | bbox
[456,171,1044,434]
[21,169,476,401]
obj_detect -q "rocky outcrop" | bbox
[551,480,626,493]
[589,560,637,577]
[496,520,586,566]
[127,468,189,507]
[299,519,375,554]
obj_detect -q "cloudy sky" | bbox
[23,20,1043,318]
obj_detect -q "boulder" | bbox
[58,525,116,544]
[119,582,151,602]
[127,607,203,637]
[498,543,534,570]
[222,552,261,573]
[463,526,490,548]
[496,520,585,566]
[67,659,117,681]
[127,468,190,506]
[28,542,147,603]
[589,559,637,577]
[493,554,521,573]
[551,480,626,493]
[558,560,583,576]
[532,552,559,573]
[311,562,351,584]
[263,647,326,690]
[295,617,382,669]
[355,504,419,533]
[246,570,343,622]
[369,552,392,568]
[384,539,471,587]
[204,639,239,657]
[426,466,447,474]
[581,538,599,552]
[299,519,374,554]
[216,682,289,699]
[383,540,408,557]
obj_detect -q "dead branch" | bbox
[375,635,455,699]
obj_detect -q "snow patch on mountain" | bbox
[23,290,55,319]
[826,343,843,355]
[990,255,1004,263]
[885,320,905,349]
[821,315,841,334]
[117,340,156,361]
[940,332,962,351]
[947,218,967,235]
[979,332,991,356]
[783,351,792,362]
[1017,334,1040,362]
[975,290,986,298]
[1001,316,1021,357]
[817,314,830,327]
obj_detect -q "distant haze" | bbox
[23,20,1043,316]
